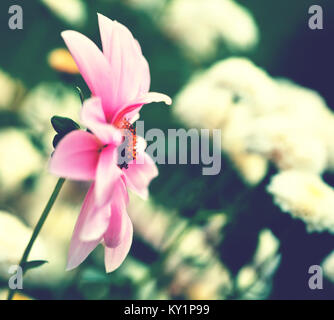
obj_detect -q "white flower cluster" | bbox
[128,0,259,60]
[268,170,334,233]
[174,57,334,233]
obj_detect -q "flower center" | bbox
[117,118,137,170]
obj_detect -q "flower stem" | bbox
[7,177,65,300]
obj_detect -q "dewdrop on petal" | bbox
[267,170,334,233]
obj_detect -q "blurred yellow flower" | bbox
[48,48,79,74]
[0,290,32,300]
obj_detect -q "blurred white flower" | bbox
[161,0,259,60]
[0,209,71,286]
[21,83,80,154]
[254,229,280,266]
[174,57,279,131]
[246,115,328,174]
[0,210,68,287]
[322,251,334,283]
[237,265,257,291]
[267,170,334,233]
[0,69,18,109]
[221,103,268,185]
[173,69,234,129]
[173,58,274,185]
[0,211,47,278]
[41,0,87,26]
[125,0,167,13]
[231,153,268,185]
[0,129,43,193]
[207,58,279,114]
[175,57,334,179]
[23,173,82,247]
[244,80,333,174]
[236,229,280,299]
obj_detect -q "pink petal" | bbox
[104,212,133,273]
[98,13,151,114]
[112,92,172,124]
[67,184,103,271]
[130,92,172,106]
[104,179,128,248]
[123,137,158,199]
[81,97,106,125]
[61,30,115,120]
[49,130,100,181]
[79,188,111,242]
[95,145,122,207]
[81,97,122,145]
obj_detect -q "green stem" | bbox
[7,178,65,300]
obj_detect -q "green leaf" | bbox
[51,116,80,135]
[22,260,48,271]
[52,133,62,148]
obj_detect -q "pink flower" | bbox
[49,13,171,272]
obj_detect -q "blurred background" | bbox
[1,0,334,300]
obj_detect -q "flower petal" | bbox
[61,30,115,119]
[104,212,133,273]
[95,145,122,207]
[104,179,128,248]
[81,97,106,125]
[79,185,111,242]
[123,137,158,199]
[112,92,172,124]
[67,184,102,271]
[49,130,100,181]
[98,13,150,114]
[81,97,122,145]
